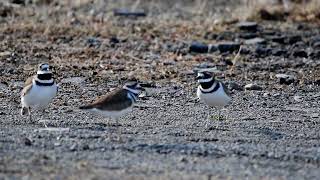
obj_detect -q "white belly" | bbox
[88,106,133,119]
[197,86,231,107]
[21,84,57,109]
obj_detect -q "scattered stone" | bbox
[86,37,101,48]
[61,77,85,84]
[208,44,218,53]
[22,137,32,146]
[237,21,258,31]
[0,51,12,58]
[244,83,263,91]
[0,83,8,92]
[310,50,320,58]
[294,95,303,102]
[287,35,302,44]
[82,144,90,150]
[114,9,146,17]
[269,35,286,44]
[244,37,266,45]
[239,47,251,55]
[272,49,287,56]
[273,93,281,97]
[217,42,240,53]
[37,128,70,132]
[195,63,217,69]
[310,113,319,118]
[70,144,77,151]
[189,42,208,53]
[228,82,244,91]
[255,46,272,57]
[312,41,320,48]
[0,3,13,17]
[292,50,308,58]
[238,33,257,39]
[10,0,25,5]
[275,74,296,85]
[109,37,120,44]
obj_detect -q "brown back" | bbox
[82,88,133,111]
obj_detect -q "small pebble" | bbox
[245,83,263,91]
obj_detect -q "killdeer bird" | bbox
[21,63,58,124]
[196,71,231,121]
[79,81,144,139]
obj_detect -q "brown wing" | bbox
[21,84,33,97]
[220,81,231,96]
[24,75,35,86]
[80,89,133,111]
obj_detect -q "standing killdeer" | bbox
[79,81,144,139]
[21,63,58,124]
[196,71,231,121]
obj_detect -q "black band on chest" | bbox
[35,80,54,86]
[201,82,220,94]
[37,73,52,80]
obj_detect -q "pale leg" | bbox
[28,107,32,122]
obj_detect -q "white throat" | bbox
[198,77,213,83]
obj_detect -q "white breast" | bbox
[197,83,231,107]
[21,82,57,110]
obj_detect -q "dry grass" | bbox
[234,0,320,23]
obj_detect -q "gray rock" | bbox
[269,35,286,44]
[189,42,208,53]
[244,83,263,91]
[86,37,101,48]
[237,21,258,31]
[217,42,240,53]
[61,77,85,84]
[245,38,266,45]
[292,50,308,58]
[239,33,257,39]
[113,9,146,17]
[255,46,272,57]
[275,74,296,85]
[272,49,287,56]
[228,82,244,91]
[287,35,302,44]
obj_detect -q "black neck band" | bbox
[37,73,52,80]
[201,82,220,94]
[35,80,54,86]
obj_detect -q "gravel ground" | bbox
[0,0,320,179]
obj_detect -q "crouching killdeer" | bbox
[21,63,58,125]
[79,81,144,139]
[196,71,231,121]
